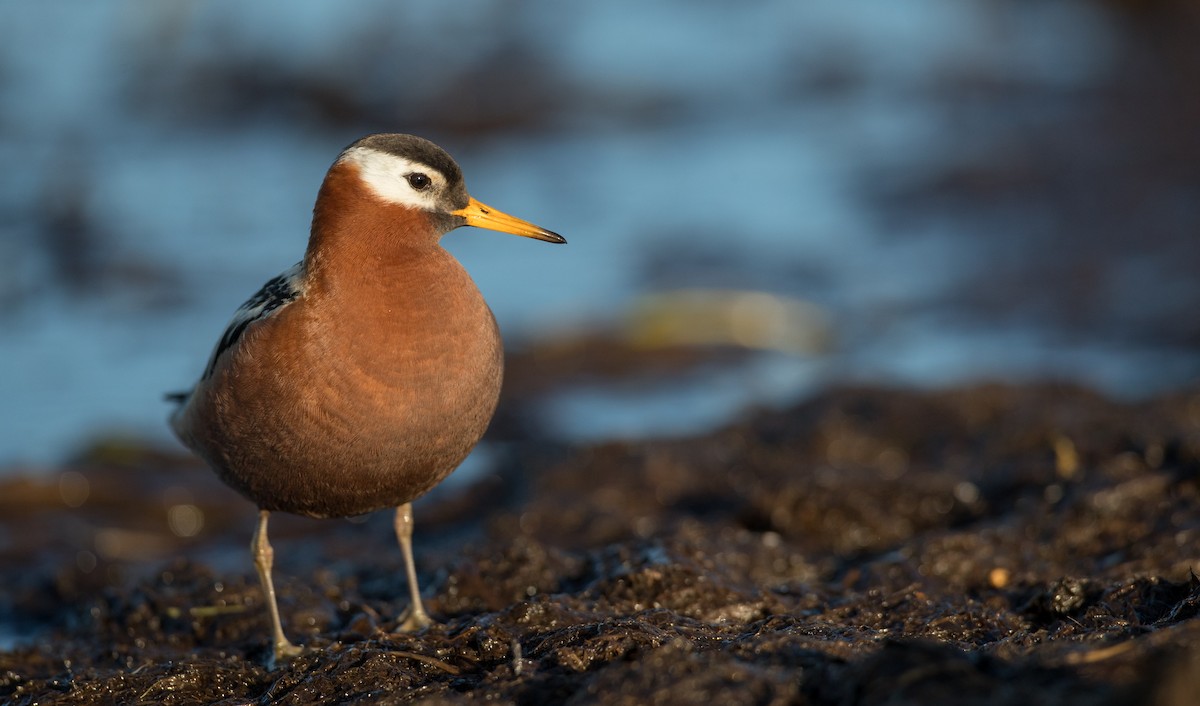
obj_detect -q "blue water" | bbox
[1,1,1195,467]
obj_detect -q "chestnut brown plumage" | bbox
[169,134,564,663]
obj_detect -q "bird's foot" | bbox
[395,604,434,633]
[269,638,305,668]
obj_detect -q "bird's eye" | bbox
[406,173,432,191]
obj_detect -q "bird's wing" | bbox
[165,261,306,409]
[200,260,307,382]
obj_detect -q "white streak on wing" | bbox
[200,260,307,380]
[338,147,446,210]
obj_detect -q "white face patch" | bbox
[338,147,447,210]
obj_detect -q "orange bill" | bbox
[453,197,566,244]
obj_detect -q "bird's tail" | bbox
[164,389,193,441]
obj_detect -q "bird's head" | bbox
[334,134,565,244]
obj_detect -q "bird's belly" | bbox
[284,380,498,516]
[197,313,504,518]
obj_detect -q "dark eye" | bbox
[406,172,432,191]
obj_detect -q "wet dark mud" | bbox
[3,382,1200,704]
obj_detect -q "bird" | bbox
[168,133,565,664]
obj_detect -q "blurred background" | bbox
[2,0,1198,469]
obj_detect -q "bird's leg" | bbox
[394,502,433,631]
[252,510,303,663]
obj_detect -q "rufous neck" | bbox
[304,163,445,282]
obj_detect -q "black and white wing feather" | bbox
[166,261,306,408]
[201,261,306,380]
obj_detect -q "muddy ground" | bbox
[3,380,1200,705]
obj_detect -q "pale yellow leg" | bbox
[394,503,433,631]
[252,510,303,663]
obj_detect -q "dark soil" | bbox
[3,381,1200,705]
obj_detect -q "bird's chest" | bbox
[297,277,503,435]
